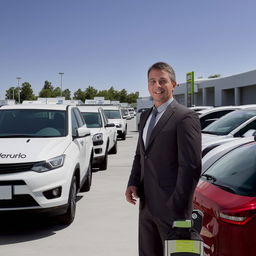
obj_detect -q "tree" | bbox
[5,87,16,100]
[39,89,53,98]
[43,80,54,90]
[119,89,128,102]
[52,87,62,97]
[20,82,35,102]
[39,80,54,97]
[107,86,118,100]
[126,91,139,104]
[62,89,71,100]
[97,89,108,99]
[84,86,98,99]
[73,89,86,102]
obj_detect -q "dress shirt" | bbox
[143,98,174,146]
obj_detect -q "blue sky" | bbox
[1,0,256,99]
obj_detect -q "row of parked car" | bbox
[190,105,256,256]
[0,103,133,225]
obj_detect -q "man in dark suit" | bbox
[125,62,201,256]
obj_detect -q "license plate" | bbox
[0,186,12,200]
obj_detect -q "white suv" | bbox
[0,104,93,225]
[78,105,118,170]
[102,105,127,140]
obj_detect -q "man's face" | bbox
[148,68,176,107]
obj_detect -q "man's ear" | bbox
[172,80,177,89]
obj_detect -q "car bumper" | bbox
[0,203,68,216]
[93,143,107,159]
[92,155,105,165]
[0,163,73,211]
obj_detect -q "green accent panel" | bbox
[173,220,192,228]
[165,240,202,254]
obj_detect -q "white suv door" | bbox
[71,108,91,179]
[100,108,117,152]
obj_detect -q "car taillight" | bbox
[219,209,256,225]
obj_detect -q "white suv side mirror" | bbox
[77,127,91,137]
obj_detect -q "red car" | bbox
[193,140,256,256]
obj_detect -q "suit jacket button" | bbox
[144,155,148,159]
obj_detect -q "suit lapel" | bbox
[146,100,177,150]
[139,108,152,152]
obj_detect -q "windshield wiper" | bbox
[201,173,217,182]
[201,131,218,135]
[214,183,237,194]
[202,174,237,194]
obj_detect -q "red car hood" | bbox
[194,179,256,213]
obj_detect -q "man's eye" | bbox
[159,80,167,85]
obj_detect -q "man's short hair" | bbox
[147,62,176,83]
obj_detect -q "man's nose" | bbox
[155,81,162,87]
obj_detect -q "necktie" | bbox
[145,108,158,148]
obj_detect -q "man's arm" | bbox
[127,137,141,187]
[125,133,142,205]
[167,111,202,220]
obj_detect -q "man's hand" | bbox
[125,186,139,205]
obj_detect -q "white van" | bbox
[0,104,93,224]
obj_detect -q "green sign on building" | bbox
[186,71,195,107]
[186,71,194,95]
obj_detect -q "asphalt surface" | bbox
[0,119,139,256]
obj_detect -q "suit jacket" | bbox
[128,99,201,222]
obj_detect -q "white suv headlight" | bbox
[32,155,65,173]
[92,133,103,145]
[93,133,103,141]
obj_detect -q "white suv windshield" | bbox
[0,109,66,137]
[202,109,256,135]
[104,110,121,119]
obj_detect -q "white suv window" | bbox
[71,110,80,137]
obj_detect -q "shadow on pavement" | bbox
[0,213,64,245]
[0,195,84,245]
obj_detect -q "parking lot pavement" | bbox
[0,118,139,256]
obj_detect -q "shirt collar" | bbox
[155,98,174,113]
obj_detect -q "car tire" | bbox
[80,162,92,192]
[58,175,77,225]
[99,149,108,171]
[109,141,117,154]
[121,127,127,140]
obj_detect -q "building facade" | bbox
[174,69,256,107]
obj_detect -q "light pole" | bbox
[59,72,64,97]
[16,77,22,103]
